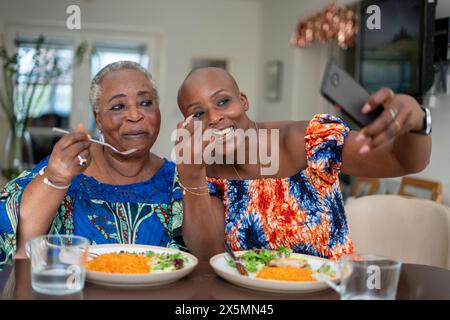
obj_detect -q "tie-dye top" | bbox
[207,114,354,260]
[0,158,183,270]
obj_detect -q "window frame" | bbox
[4,22,164,137]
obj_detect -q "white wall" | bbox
[255,0,353,122]
[0,0,262,159]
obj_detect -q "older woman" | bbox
[0,61,183,268]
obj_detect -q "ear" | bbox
[239,92,249,111]
[94,111,103,132]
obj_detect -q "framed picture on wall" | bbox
[264,60,282,102]
[191,57,228,71]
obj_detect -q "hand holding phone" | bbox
[320,59,382,127]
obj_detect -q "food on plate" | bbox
[225,247,336,282]
[256,266,315,281]
[268,257,308,268]
[86,250,188,274]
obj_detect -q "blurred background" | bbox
[0,0,449,205]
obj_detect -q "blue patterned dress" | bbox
[0,157,183,270]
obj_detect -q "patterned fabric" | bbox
[0,157,183,269]
[207,114,354,260]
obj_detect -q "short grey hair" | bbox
[89,61,159,112]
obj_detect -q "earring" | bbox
[98,129,105,143]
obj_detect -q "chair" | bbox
[350,177,380,198]
[345,194,450,269]
[398,176,443,203]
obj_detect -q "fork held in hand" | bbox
[224,241,248,276]
[52,128,137,155]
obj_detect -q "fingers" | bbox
[369,110,407,149]
[362,87,395,114]
[64,139,92,159]
[360,106,395,139]
[57,132,90,151]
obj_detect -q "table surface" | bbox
[1,259,450,300]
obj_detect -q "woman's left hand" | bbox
[356,88,426,154]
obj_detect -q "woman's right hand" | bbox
[175,115,215,178]
[45,123,92,185]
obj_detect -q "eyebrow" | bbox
[107,90,153,103]
[185,89,227,111]
[108,93,126,103]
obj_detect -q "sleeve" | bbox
[207,178,225,200]
[167,169,186,251]
[304,114,350,186]
[0,158,49,269]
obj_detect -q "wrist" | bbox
[177,164,207,182]
[40,166,72,187]
[412,107,426,132]
[410,107,432,135]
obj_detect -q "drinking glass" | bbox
[316,253,402,300]
[26,235,89,295]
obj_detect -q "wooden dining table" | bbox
[1,259,450,300]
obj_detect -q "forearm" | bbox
[15,175,68,258]
[392,133,431,174]
[179,169,224,260]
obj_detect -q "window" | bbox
[5,24,160,164]
[90,42,148,78]
[16,36,74,128]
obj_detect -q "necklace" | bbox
[232,121,261,180]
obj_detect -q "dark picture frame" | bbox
[191,57,228,71]
[264,60,282,102]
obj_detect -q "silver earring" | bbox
[98,129,105,143]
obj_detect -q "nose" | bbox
[127,105,143,122]
[208,110,224,128]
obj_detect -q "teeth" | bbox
[213,127,233,137]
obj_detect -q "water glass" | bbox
[316,253,402,300]
[26,235,89,295]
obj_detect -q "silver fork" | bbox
[52,128,137,155]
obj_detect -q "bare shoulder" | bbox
[277,120,308,148]
[260,120,310,171]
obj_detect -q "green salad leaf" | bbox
[226,247,293,273]
[145,251,188,272]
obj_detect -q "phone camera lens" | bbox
[331,73,340,86]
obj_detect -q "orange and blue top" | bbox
[207,114,354,260]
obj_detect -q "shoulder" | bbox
[304,113,350,150]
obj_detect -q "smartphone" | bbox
[320,59,382,127]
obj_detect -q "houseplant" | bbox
[0,35,86,179]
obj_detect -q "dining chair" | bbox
[398,176,443,203]
[350,177,381,198]
[345,194,450,269]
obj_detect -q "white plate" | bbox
[209,251,337,294]
[85,244,198,288]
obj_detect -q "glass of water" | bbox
[315,253,402,300]
[26,235,89,295]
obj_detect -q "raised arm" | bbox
[175,116,225,261]
[15,125,91,258]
